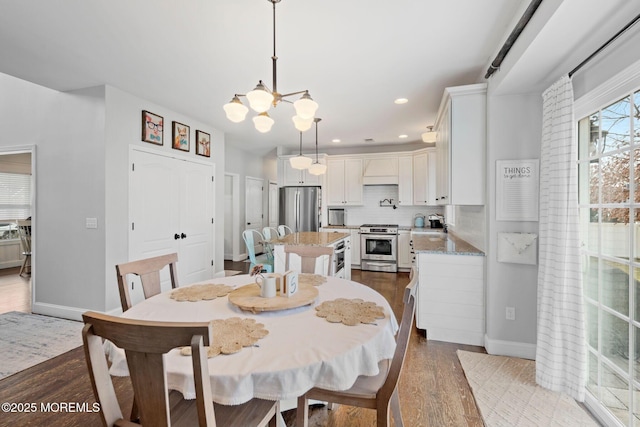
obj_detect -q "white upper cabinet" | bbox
[434,83,486,205]
[279,156,324,186]
[327,158,363,206]
[397,155,413,206]
[412,148,436,206]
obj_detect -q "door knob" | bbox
[174,233,180,240]
[181,233,187,239]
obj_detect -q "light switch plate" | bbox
[86,218,98,229]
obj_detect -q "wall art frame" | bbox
[172,121,190,152]
[141,110,164,145]
[196,130,211,157]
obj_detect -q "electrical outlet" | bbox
[506,307,516,320]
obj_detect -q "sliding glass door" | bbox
[578,89,640,426]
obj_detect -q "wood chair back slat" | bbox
[284,245,334,275]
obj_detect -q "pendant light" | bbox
[289,132,312,170]
[308,118,327,176]
[223,0,319,134]
[421,125,437,143]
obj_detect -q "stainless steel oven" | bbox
[360,224,398,272]
[333,239,346,275]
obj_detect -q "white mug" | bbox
[255,275,277,298]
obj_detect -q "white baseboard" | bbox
[234,252,247,262]
[484,334,537,360]
[32,302,123,321]
[32,302,87,322]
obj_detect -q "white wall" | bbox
[0,73,226,319]
[104,86,225,312]
[0,73,108,316]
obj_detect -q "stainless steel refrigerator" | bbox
[279,186,321,232]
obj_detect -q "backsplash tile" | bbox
[337,185,443,227]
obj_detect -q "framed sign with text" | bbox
[496,159,539,221]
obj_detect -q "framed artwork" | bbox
[141,110,163,145]
[496,159,539,221]
[196,130,211,157]
[172,121,190,152]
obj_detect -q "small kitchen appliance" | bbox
[360,224,398,273]
[428,214,444,228]
[414,214,425,228]
[328,208,346,226]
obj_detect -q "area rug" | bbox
[0,311,83,380]
[457,350,598,426]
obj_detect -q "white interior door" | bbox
[268,181,278,228]
[130,148,213,291]
[245,176,264,254]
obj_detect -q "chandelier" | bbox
[223,0,319,133]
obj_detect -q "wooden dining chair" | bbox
[16,220,32,276]
[284,245,334,275]
[115,253,179,312]
[296,267,418,427]
[82,311,279,427]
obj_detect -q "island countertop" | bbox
[412,232,484,256]
[274,231,350,246]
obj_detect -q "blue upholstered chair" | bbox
[242,229,273,273]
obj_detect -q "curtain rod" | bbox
[484,0,543,79]
[568,12,640,78]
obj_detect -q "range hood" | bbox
[362,158,399,185]
[362,176,399,185]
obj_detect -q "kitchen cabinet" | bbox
[412,148,436,205]
[416,253,484,346]
[326,158,363,206]
[350,229,360,267]
[397,230,412,269]
[279,156,324,186]
[322,228,360,269]
[434,83,486,205]
[397,155,413,206]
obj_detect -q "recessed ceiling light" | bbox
[399,134,408,139]
[332,139,341,143]
[394,98,408,104]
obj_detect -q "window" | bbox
[578,89,640,426]
[0,172,31,221]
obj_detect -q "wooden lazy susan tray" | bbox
[228,282,319,314]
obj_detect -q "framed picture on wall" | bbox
[196,130,211,157]
[172,121,190,152]
[141,110,163,145]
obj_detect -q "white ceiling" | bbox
[0,0,528,154]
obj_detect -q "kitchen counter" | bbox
[412,232,484,256]
[322,225,360,230]
[275,231,350,246]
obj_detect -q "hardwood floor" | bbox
[0,266,30,314]
[0,262,486,426]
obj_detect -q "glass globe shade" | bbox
[292,115,313,132]
[293,93,318,120]
[246,83,274,113]
[223,98,249,123]
[307,162,327,176]
[289,155,312,170]
[253,113,274,133]
[421,130,437,143]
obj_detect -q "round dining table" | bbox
[106,273,399,406]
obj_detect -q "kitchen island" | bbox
[412,231,485,346]
[271,232,351,279]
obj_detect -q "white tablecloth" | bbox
[106,274,398,405]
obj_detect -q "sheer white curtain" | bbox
[536,75,586,401]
